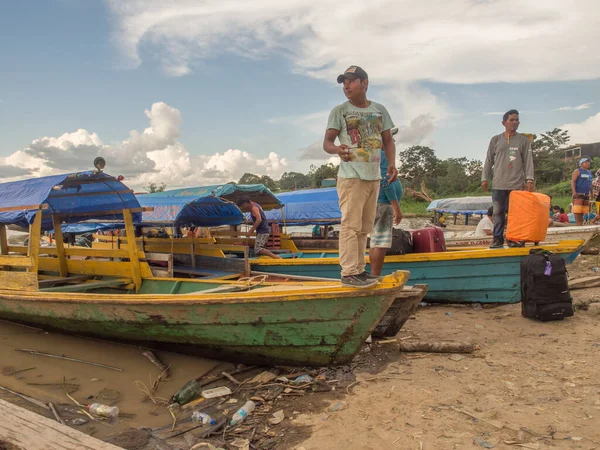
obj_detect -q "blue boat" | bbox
[250,240,584,303]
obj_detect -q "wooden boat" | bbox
[249,240,585,304]
[0,171,410,366]
[444,225,600,249]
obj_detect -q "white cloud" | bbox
[560,113,600,143]
[2,102,288,188]
[554,103,594,112]
[106,0,600,85]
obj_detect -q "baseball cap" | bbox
[579,157,591,165]
[337,66,368,83]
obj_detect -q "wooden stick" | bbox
[0,385,50,410]
[16,348,123,371]
[142,351,170,378]
[221,371,241,384]
[399,341,478,354]
[48,402,65,425]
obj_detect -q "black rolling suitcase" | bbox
[520,250,574,321]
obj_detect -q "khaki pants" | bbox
[337,177,380,277]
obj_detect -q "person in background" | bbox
[438,213,446,227]
[327,226,336,238]
[323,65,397,287]
[571,157,593,226]
[369,143,403,276]
[236,197,282,259]
[312,225,321,237]
[482,109,535,248]
[475,207,494,237]
[558,208,569,223]
[552,205,561,221]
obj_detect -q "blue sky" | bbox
[0,0,598,187]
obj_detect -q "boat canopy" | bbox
[265,188,341,225]
[426,196,492,215]
[0,172,141,230]
[147,183,283,211]
[137,195,244,227]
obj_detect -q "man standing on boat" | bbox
[236,197,282,259]
[482,109,534,248]
[370,128,403,276]
[323,65,397,287]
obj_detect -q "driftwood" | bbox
[568,275,600,290]
[404,182,432,203]
[142,350,170,378]
[399,341,478,353]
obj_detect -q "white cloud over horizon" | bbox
[1,102,289,188]
[554,103,594,112]
[560,112,600,144]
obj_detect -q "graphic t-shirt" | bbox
[327,101,394,180]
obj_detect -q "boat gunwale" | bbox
[251,240,584,265]
[0,271,409,305]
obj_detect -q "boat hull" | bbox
[0,275,405,366]
[251,241,583,304]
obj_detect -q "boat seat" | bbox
[39,278,132,292]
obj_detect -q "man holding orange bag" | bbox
[482,109,535,248]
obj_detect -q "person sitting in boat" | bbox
[327,226,336,238]
[571,157,593,226]
[236,197,282,259]
[475,207,494,237]
[552,205,561,222]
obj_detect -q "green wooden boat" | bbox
[0,170,409,366]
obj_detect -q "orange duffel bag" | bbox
[506,191,551,242]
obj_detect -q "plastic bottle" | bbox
[229,400,256,426]
[191,411,217,425]
[87,403,120,418]
[171,379,203,405]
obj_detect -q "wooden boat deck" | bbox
[0,398,121,450]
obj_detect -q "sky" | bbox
[0,0,599,189]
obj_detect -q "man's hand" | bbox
[338,145,352,162]
[393,205,403,225]
[525,181,534,192]
[387,165,398,182]
[481,181,488,191]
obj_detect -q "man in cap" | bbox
[571,156,593,226]
[482,109,534,248]
[323,65,397,287]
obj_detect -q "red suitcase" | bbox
[412,227,446,253]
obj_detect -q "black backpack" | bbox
[388,228,414,255]
[520,249,574,321]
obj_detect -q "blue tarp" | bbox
[265,188,341,225]
[0,172,141,230]
[148,183,283,210]
[137,195,244,226]
[60,223,120,234]
[426,196,492,215]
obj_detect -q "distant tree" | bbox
[145,182,167,193]
[398,145,442,190]
[532,128,571,185]
[308,163,338,188]
[238,173,262,185]
[258,175,277,191]
[279,172,311,191]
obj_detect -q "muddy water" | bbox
[0,319,223,440]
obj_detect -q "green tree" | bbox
[532,128,571,185]
[238,173,262,185]
[308,163,338,188]
[279,172,311,191]
[398,146,442,189]
[258,175,277,191]
[145,182,167,193]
